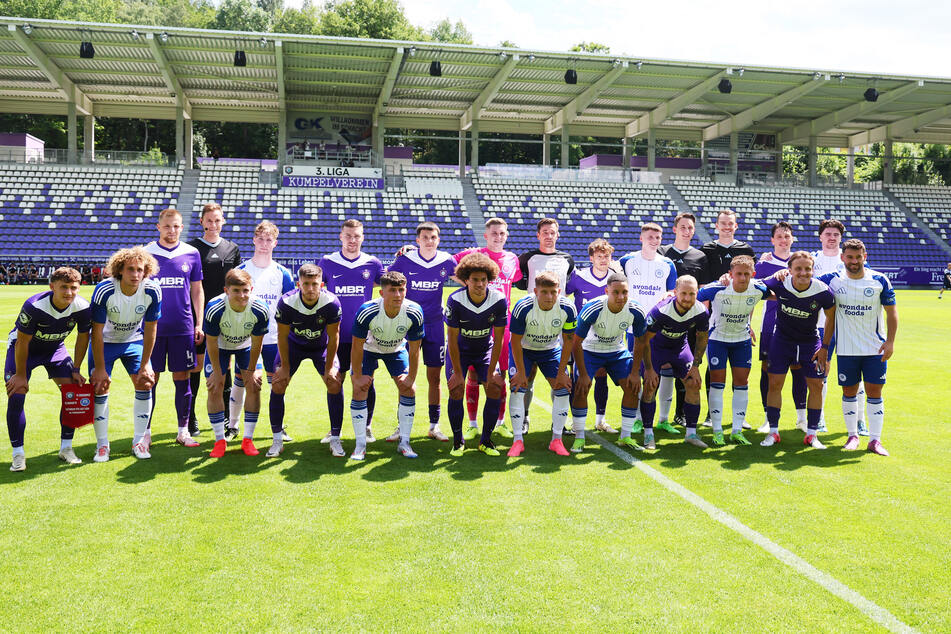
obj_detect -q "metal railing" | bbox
[478,163,663,183]
[285,147,380,168]
[0,147,176,167]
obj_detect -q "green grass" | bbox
[0,286,948,632]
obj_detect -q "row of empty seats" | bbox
[887,185,951,247]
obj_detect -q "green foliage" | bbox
[428,18,472,44]
[570,41,611,54]
[0,0,121,21]
[212,0,273,32]
[497,39,517,47]
[116,0,216,29]
[272,0,321,35]
[319,0,423,40]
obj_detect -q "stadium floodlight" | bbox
[234,50,247,67]
[717,78,732,94]
[21,24,33,35]
[79,40,95,59]
[864,87,879,102]
[130,29,140,40]
[564,68,578,84]
[159,31,169,43]
[429,60,442,77]
[259,37,267,48]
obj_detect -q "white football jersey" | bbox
[818,269,896,357]
[619,251,678,312]
[509,295,578,351]
[812,250,844,329]
[576,297,648,354]
[697,281,770,343]
[91,278,162,344]
[237,259,295,345]
[203,294,271,351]
[352,298,425,355]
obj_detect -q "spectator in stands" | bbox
[212,148,220,163]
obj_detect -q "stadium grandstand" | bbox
[1,17,951,282]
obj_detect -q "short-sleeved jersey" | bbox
[352,298,425,355]
[944,267,951,284]
[576,297,648,354]
[274,289,343,350]
[388,249,456,324]
[454,247,522,308]
[658,245,708,283]
[701,240,755,283]
[646,296,710,351]
[203,294,270,351]
[516,249,575,296]
[188,237,241,306]
[8,292,92,355]
[817,269,896,356]
[146,241,203,337]
[812,250,845,329]
[697,281,769,343]
[317,251,384,342]
[91,278,162,344]
[509,295,577,351]
[755,252,790,336]
[566,267,610,314]
[237,259,295,346]
[763,276,835,343]
[619,251,678,311]
[444,288,509,355]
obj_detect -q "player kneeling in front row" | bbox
[697,256,769,446]
[349,271,425,460]
[571,274,648,450]
[507,272,577,457]
[270,264,344,458]
[5,267,91,471]
[445,254,508,456]
[640,276,710,449]
[89,247,162,461]
[203,269,270,458]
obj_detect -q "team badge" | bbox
[711,357,719,366]
[182,264,189,272]
[746,297,756,305]
[810,302,818,310]
[65,391,75,399]
[17,313,29,325]
[79,398,90,407]
[839,373,846,382]
[620,321,631,330]
[864,287,875,297]
[654,269,665,278]
[244,322,254,330]
[135,305,146,314]
[396,325,407,334]
[362,269,371,279]
[551,319,562,327]
[206,363,213,373]
[67,319,76,329]
[439,269,447,278]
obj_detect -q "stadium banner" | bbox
[873,265,944,287]
[281,165,384,190]
[286,112,371,145]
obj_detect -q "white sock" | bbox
[572,415,586,440]
[709,383,725,433]
[273,432,283,444]
[620,408,637,437]
[796,408,807,425]
[509,390,525,441]
[243,413,257,439]
[842,395,859,435]
[229,384,245,428]
[551,388,570,438]
[867,397,884,441]
[731,386,749,434]
[133,390,151,445]
[60,439,72,451]
[819,380,828,424]
[397,396,415,444]
[632,396,641,422]
[657,376,674,422]
[595,413,605,425]
[856,384,866,425]
[93,394,110,447]
[12,446,25,457]
[211,422,226,440]
[351,400,368,452]
[468,420,478,428]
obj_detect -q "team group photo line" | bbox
[4,203,900,472]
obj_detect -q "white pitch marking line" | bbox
[527,395,916,633]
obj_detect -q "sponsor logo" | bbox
[780,304,812,318]
[411,280,441,291]
[334,285,366,294]
[530,319,539,327]
[109,305,121,313]
[462,327,492,338]
[155,277,186,288]
[294,328,326,339]
[722,298,732,305]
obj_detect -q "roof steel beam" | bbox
[703,76,826,141]
[848,102,951,146]
[461,54,519,131]
[624,70,727,138]
[146,32,190,117]
[7,24,92,115]
[544,61,628,134]
[274,40,285,111]
[779,81,921,144]
[374,46,404,123]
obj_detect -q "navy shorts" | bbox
[509,347,563,381]
[707,339,753,371]
[581,349,633,386]
[204,347,251,377]
[768,334,825,379]
[362,349,409,378]
[276,345,328,377]
[447,348,494,384]
[88,341,144,376]
[836,355,887,386]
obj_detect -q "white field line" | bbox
[528,395,917,634]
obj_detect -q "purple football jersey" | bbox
[755,253,789,336]
[146,241,203,337]
[444,288,508,356]
[9,291,92,356]
[763,276,835,343]
[646,296,709,351]
[387,249,455,326]
[566,267,610,315]
[317,251,384,342]
[274,289,343,350]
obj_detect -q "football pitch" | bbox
[0,285,948,632]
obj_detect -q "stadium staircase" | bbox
[462,175,487,246]
[882,188,951,258]
[178,168,200,236]
[664,183,713,242]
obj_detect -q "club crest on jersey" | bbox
[17,313,29,325]
[864,287,875,297]
[619,321,630,330]
[135,305,146,314]
[67,319,75,329]
[396,325,407,334]
[810,302,818,310]
[243,322,254,330]
[746,297,756,305]
[362,270,370,279]
[654,269,665,278]
[439,269,447,277]
[551,318,562,327]
[181,264,190,272]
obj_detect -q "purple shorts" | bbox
[277,345,328,377]
[649,343,694,379]
[768,334,824,379]
[150,334,197,373]
[4,343,75,382]
[447,348,494,384]
[420,330,446,368]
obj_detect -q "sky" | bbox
[288,0,951,78]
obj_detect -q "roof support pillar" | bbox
[884,138,894,185]
[278,113,287,171]
[469,120,479,175]
[807,135,817,187]
[846,147,855,186]
[67,101,77,164]
[175,105,185,167]
[776,144,784,180]
[83,114,94,163]
[560,127,568,167]
[458,130,466,178]
[730,132,738,176]
[542,133,551,166]
[622,137,631,181]
[185,118,193,169]
[372,122,384,166]
[647,128,656,171]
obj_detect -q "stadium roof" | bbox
[3,17,951,147]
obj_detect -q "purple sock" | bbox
[328,391,344,436]
[269,392,285,433]
[639,400,656,430]
[7,393,26,447]
[684,402,701,431]
[448,398,464,444]
[766,405,781,431]
[366,383,376,427]
[594,375,608,416]
[173,378,192,429]
[428,404,440,427]
[807,407,821,432]
[791,367,808,410]
[481,397,501,445]
[760,371,769,413]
